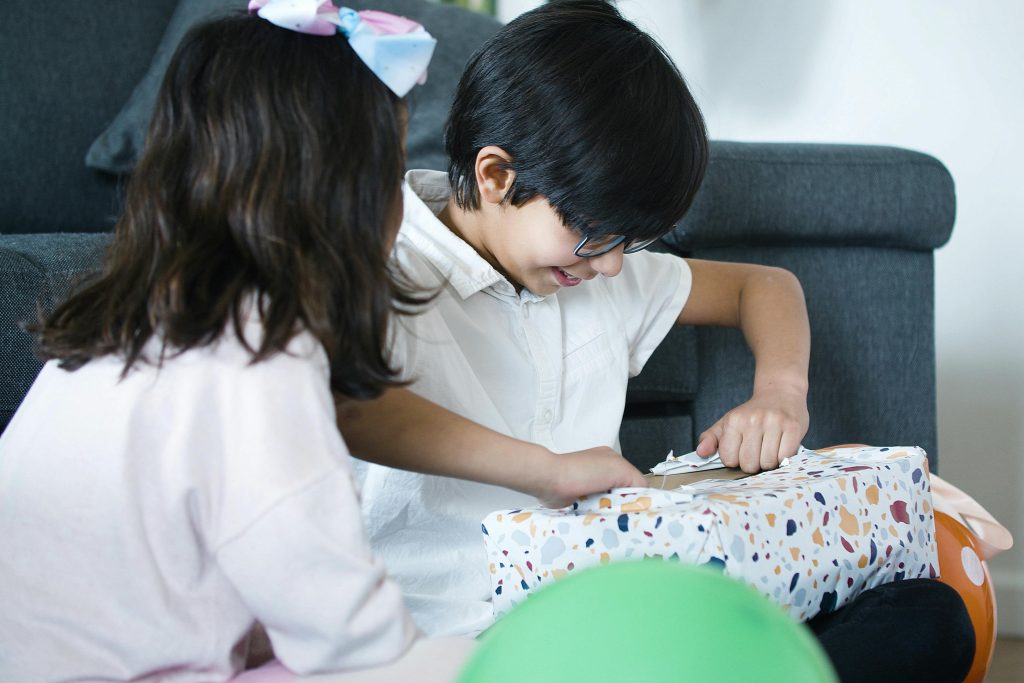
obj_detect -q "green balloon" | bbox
[458,560,837,683]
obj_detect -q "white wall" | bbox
[613,0,1024,636]
[496,0,543,22]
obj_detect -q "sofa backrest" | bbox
[0,0,500,235]
[0,1,179,234]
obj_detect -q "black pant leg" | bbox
[806,579,975,683]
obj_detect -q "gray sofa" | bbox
[0,1,954,471]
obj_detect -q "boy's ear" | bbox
[474,146,516,205]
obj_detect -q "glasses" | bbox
[572,231,660,258]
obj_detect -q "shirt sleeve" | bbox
[215,469,417,675]
[205,333,417,674]
[602,250,692,376]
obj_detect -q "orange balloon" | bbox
[933,510,997,683]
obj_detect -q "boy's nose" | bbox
[588,245,625,277]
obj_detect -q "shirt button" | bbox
[542,409,553,422]
[522,306,530,319]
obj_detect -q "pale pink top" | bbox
[0,317,416,681]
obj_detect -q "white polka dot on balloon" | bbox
[960,546,985,587]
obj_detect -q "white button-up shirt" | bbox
[355,170,691,636]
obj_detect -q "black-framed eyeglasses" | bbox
[572,232,660,258]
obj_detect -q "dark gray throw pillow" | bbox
[85,0,502,175]
[85,0,235,175]
[0,0,178,233]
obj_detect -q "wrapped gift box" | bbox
[482,446,938,622]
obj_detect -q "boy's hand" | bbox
[696,387,809,474]
[534,447,647,508]
[680,259,810,474]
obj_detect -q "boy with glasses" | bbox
[340,2,973,680]
[343,0,806,636]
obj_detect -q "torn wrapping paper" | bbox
[649,448,727,474]
[649,446,805,476]
[482,445,938,622]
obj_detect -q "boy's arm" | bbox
[677,258,811,473]
[336,388,646,507]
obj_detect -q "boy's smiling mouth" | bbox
[553,267,582,287]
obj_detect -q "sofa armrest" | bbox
[0,234,111,433]
[663,141,955,252]
[623,142,954,472]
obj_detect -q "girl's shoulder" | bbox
[185,323,328,384]
[123,303,330,395]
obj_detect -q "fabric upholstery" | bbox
[84,0,236,175]
[0,234,111,431]
[619,410,694,471]
[665,142,956,251]
[681,244,940,468]
[84,0,501,176]
[0,0,179,234]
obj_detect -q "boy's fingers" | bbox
[780,431,803,460]
[760,430,782,471]
[696,432,719,458]
[718,428,743,469]
[620,459,646,487]
[739,433,763,473]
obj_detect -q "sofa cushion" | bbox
[85,0,236,175]
[665,142,956,252]
[683,243,940,469]
[0,234,111,432]
[85,0,502,176]
[0,0,179,234]
[619,412,694,471]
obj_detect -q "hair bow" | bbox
[247,0,436,97]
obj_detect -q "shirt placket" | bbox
[518,295,562,449]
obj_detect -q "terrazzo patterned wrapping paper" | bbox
[482,446,938,622]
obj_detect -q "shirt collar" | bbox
[401,170,520,300]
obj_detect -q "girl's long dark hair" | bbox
[35,13,422,400]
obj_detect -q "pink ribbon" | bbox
[930,473,1013,561]
[356,9,422,35]
[248,0,339,36]
[246,1,436,96]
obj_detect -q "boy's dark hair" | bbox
[446,0,708,242]
[35,13,421,400]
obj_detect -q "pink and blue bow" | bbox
[248,0,436,97]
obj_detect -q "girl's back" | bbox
[0,7,424,679]
[0,313,412,679]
